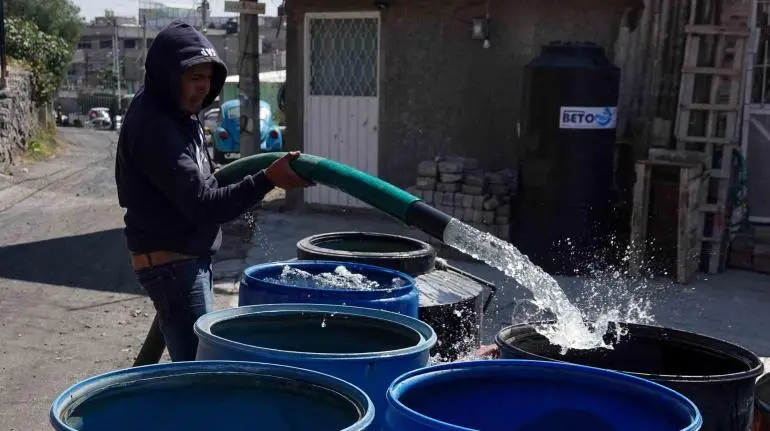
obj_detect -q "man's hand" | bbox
[264,151,314,190]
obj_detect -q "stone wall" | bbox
[0,68,42,168]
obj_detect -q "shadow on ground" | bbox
[0,228,141,294]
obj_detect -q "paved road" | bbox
[0,129,154,429]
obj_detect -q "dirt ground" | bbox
[0,129,254,430]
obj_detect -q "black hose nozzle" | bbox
[404,201,453,242]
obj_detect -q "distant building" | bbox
[59,9,286,107]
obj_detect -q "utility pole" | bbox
[239,2,262,156]
[112,17,121,101]
[199,0,210,33]
[141,12,148,78]
[111,16,121,130]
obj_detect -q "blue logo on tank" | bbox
[595,108,613,127]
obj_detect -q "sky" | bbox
[70,0,279,21]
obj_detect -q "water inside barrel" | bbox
[211,313,421,354]
[64,374,361,431]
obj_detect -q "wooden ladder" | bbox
[674,0,750,274]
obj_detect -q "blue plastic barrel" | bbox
[195,304,436,430]
[384,360,702,431]
[50,360,374,431]
[239,261,419,318]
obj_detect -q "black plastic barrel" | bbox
[296,232,494,361]
[297,232,437,276]
[495,322,764,431]
[513,41,620,275]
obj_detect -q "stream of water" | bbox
[443,218,652,352]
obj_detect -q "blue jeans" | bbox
[136,257,214,362]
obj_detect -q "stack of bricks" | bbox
[408,156,516,242]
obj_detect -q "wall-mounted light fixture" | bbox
[471,16,490,49]
[471,17,488,40]
[374,0,389,10]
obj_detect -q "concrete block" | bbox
[462,208,474,221]
[441,192,455,206]
[438,157,478,173]
[495,215,510,224]
[417,161,438,177]
[462,194,474,208]
[438,160,465,174]
[453,206,464,218]
[440,172,463,183]
[422,190,434,204]
[434,191,444,205]
[486,224,499,237]
[462,185,485,195]
[482,211,495,224]
[416,176,436,190]
[483,195,500,211]
[471,210,484,223]
[436,182,461,192]
[472,195,485,210]
[454,193,466,207]
[464,170,487,187]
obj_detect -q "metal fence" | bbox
[54,85,130,128]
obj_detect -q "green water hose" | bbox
[133,152,456,366]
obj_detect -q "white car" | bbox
[88,107,112,130]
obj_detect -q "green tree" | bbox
[5,18,74,104]
[6,0,82,46]
[96,67,120,90]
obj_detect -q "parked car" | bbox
[88,107,112,130]
[212,99,283,164]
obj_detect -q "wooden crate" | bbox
[629,150,708,283]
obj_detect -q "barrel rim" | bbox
[385,359,703,431]
[242,259,418,298]
[297,231,436,260]
[495,322,765,383]
[757,372,770,411]
[49,360,375,431]
[194,303,437,360]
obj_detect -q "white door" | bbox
[303,12,380,208]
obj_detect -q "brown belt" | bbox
[130,250,198,271]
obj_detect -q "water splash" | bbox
[442,219,655,353]
[264,265,403,291]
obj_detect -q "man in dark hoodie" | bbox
[115,20,310,361]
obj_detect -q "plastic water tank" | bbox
[513,41,620,275]
[50,361,374,431]
[195,303,436,430]
[384,360,702,431]
[239,260,420,318]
